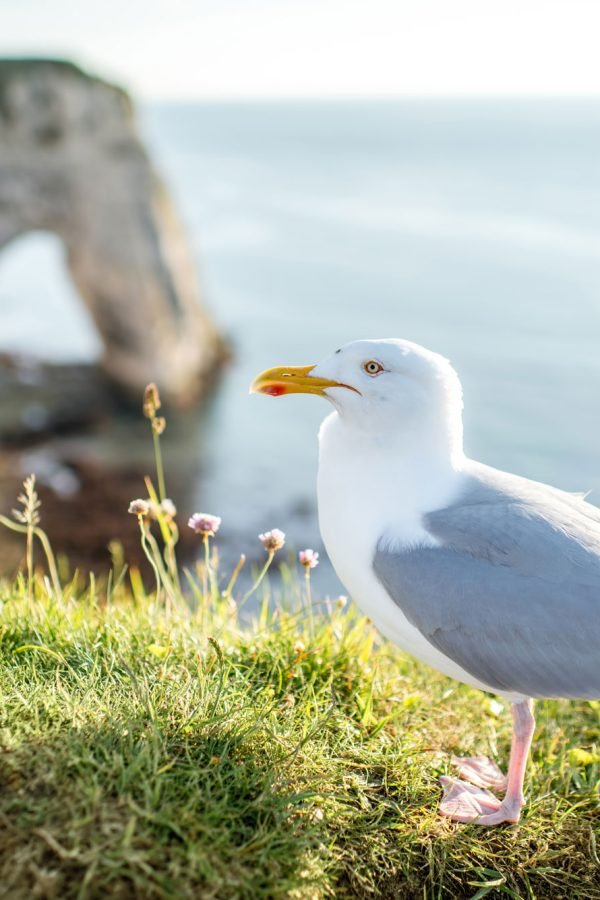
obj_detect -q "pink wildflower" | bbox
[188,512,221,536]
[128,498,151,517]
[258,528,286,552]
[299,549,319,569]
[160,498,177,519]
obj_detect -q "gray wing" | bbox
[373,462,600,699]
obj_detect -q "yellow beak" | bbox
[250,364,360,398]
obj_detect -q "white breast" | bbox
[316,412,518,697]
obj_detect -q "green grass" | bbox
[1,572,600,899]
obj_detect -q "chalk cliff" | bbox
[0,59,223,405]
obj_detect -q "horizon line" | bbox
[139,91,600,104]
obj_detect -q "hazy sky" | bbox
[2,0,600,100]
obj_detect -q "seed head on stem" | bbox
[159,498,177,520]
[128,499,151,518]
[189,513,221,602]
[299,549,319,569]
[143,383,167,501]
[235,528,285,610]
[299,549,319,636]
[188,513,222,537]
[143,383,161,419]
[258,529,286,552]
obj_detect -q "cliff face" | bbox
[0,59,223,405]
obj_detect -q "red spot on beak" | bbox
[264,384,286,397]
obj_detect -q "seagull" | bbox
[250,338,600,826]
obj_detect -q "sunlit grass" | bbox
[1,571,599,899]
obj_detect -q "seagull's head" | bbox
[251,338,464,452]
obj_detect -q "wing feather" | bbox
[373,462,600,699]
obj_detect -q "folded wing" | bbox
[373,462,600,698]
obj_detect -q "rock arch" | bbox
[0,59,223,405]
[0,229,103,361]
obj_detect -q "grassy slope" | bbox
[1,577,599,900]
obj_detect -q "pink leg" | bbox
[440,699,535,825]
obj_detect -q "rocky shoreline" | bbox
[0,354,213,579]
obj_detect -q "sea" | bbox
[2,98,600,594]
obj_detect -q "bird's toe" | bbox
[451,755,507,791]
[439,775,502,823]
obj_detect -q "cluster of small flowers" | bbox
[128,498,150,517]
[184,515,319,573]
[187,513,222,536]
[299,548,319,569]
[128,498,177,519]
[134,500,321,575]
[258,530,319,571]
[258,529,286,552]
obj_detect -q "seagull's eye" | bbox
[363,359,384,377]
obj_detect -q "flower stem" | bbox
[203,534,219,602]
[138,517,162,603]
[165,526,181,593]
[152,428,167,503]
[304,569,314,635]
[240,551,275,610]
[33,526,61,598]
[223,554,246,599]
[0,515,61,598]
[26,524,33,601]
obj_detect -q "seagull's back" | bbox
[374,459,600,699]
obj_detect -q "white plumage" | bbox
[251,337,600,825]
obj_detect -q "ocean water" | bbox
[2,99,600,592]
